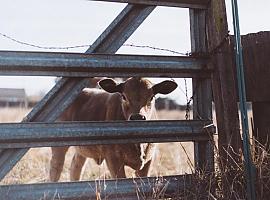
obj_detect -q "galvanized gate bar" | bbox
[0,2,217,200]
[0,149,27,179]
[0,121,215,148]
[0,175,190,200]
[190,8,214,172]
[86,5,155,53]
[24,78,90,123]
[0,51,210,78]
[0,4,155,180]
[0,78,90,181]
[91,0,208,9]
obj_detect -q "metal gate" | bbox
[0,1,215,199]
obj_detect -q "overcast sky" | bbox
[0,0,269,104]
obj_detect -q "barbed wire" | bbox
[0,31,194,109]
[122,44,189,56]
[184,78,191,120]
[0,32,91,50]
[0,32,191,55]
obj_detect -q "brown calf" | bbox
[49,77,177,181]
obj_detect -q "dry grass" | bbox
[0,107,194,185]
[0,107,30,122]
[1,107,270,199]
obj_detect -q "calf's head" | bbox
[99,77,177,120]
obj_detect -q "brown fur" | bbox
[49,77,177,181]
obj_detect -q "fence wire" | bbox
[0,32,191,55]
[0,31,195,117]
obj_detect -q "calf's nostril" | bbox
[129,114,146,121]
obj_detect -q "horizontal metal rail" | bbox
[0,120,215,148]
[0,175,194,200]
[91,0,208,9]
[0,51,210,78]
[0,4,156,181]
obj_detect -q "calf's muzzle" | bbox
[129,113,146,121]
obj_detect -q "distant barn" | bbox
[0,88,28,107]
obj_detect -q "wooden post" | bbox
[206,0,242,167]
[189,9,214,173]
[239,32,270,149]
[253,102,270,148]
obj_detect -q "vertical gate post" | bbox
[206,0,242,168]
[189,9,214,173]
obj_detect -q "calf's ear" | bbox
[99,78,123,93]
[152,80,178,95]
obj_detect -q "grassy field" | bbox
[0,107,194,184]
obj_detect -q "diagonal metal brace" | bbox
[0,4,155,181]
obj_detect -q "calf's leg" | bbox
[106,156,126,178]
[70,152,86,181]
[49,146,69,182]
[135,159,152,177]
